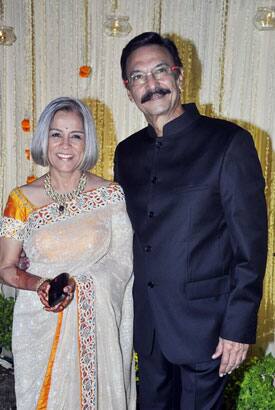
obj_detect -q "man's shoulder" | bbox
[200,114,243,133]
[198,115,253,148]
[184,103,243,135]
[116,126,148,151]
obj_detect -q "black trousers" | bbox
[138,337,228,410]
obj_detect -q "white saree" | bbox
[0,183,136,410]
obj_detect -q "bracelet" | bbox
[35,277,50,292]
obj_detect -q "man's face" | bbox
[125,45,183,120]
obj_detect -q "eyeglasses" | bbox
[124,64,180,87]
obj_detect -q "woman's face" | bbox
[47,110,85,174]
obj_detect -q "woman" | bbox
[0,97,136,410]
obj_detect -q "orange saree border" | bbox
[76,285,83,409]
[36,312,63,410]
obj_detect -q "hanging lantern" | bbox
[0,1,16,46]
[104,0,132,37]
[254,7,275,30]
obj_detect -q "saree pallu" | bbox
[0,183,136,410]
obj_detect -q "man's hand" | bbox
[212,337,249,377]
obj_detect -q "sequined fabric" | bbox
[0,183,136,410]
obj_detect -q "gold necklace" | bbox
[44,172,87,212]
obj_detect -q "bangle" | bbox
[35,277,49,292]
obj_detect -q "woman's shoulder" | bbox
[19,175,50,209]
[20,175,44,195]
[3,185,36,222]
[85,174,125,205]
[86,174,123,193]
[86,174,111,189]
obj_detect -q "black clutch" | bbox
[48,272,69,307]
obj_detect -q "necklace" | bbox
[44,172,87,213]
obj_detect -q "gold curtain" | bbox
[83,98,117,180]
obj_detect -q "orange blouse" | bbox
[4,187,35,223]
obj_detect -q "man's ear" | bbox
[177,67,183,88]
[126,87,134,102]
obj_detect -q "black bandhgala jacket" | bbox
[114,104,267,364]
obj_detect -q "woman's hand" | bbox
[17,250,30,271]
[37,276,76,313]
[36,279,51,308]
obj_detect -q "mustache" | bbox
[141,87,171,104]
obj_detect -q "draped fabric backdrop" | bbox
[0,0,274,354]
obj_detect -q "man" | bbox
[114,32,267,409]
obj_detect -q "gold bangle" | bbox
[35,277,49,292]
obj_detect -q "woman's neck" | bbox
[48,169,83,193]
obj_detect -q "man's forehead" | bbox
[126,45,173,72]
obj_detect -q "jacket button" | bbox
[147,281,155,288]
[151,176,158,184]
[156,141,162,148]
[148,211,154,218]
[144,245,152,252]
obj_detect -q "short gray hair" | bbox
[31,97,98,171]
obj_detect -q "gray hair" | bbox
[31,97,98,171]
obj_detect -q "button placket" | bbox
[149,139,162,186]
[145,138,163,256]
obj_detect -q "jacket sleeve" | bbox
[113,145,120,184]
[219,129,268,344]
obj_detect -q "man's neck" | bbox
[146,105,184,137]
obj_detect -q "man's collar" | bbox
[147,103,200,139]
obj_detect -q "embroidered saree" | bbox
[0,183,136,410]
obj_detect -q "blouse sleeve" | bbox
[0,188,30,241]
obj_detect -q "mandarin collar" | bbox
[147,103,200,140]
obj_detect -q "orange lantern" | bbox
[21,118,31,132]
[79,65,92,78]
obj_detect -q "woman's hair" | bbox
[31,97,98,171]
[120,32,183,81]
